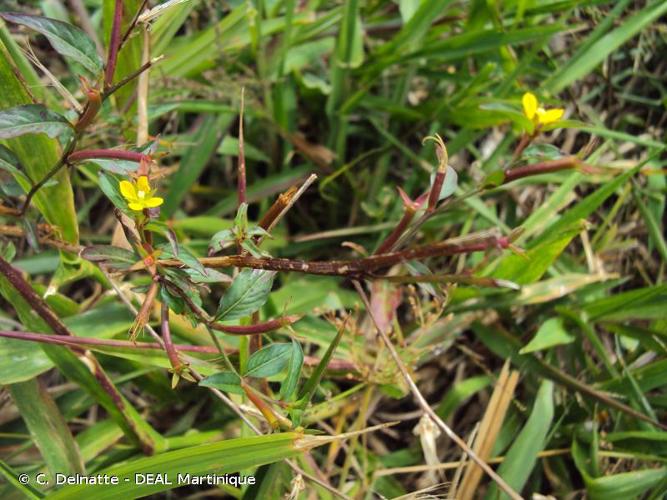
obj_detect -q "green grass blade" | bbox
[162,113,231,216]
[485,381,554,500]
[0,42,78,245]
[8,379,84,477]
[545,1,667,93]
[49,433,307,499]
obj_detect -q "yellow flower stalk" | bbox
[522,92,564,128]
[119,176,164,211]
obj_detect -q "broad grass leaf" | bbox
[48,432,308,499]
[520,318,575,354]
[216,269,276,321]
[0,44,78,244]
[485,380,554,500]
[8,379,84,477]
[573,437,665,500]
[488,223,582,285]
[0,13,103,76]
[245,343,293,378]
[0,337,52,384]
[545,0,667,93]
[0,104,72,140]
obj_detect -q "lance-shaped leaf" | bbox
[199,371,244,395]
[279,339,304,400]
[244,343,293,378]
[0,12,103,75]
[0,104,72,140]
[81,245,139,270]
[216,269,276,321]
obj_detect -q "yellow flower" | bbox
[522,92,564,127]
[119,176,163,211]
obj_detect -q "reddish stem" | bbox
[503,157,580,183]
[161,302,184,373]
[105,0,124,89]
[0,330,357,372]
[375,188,424,255]
[157,233,511,277]
[208,315,301,335]
[68,149,150,163]
[427,167,447,212]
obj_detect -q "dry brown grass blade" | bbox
[456,361,520,500]
[353,281,523,500]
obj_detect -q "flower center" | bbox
[137,190,146,199]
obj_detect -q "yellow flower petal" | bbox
[144,196,164,208]
[538,108,564,125]
[522,92,537,120]
[119,180,137,200]
[137,176,151,193]
[128,202,145,211]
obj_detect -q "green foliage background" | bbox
[0,0,665,498]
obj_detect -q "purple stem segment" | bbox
[105,0,124,89]
[68,149,150,163]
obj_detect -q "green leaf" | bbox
[216,269,276,321]
[297,322,345,406]
[245,343,293,378]
[586,469,666,500]
[98,172,133,215]
[0,13,103,76]
[520,318,575,354]
[485,381,554,500]
[160,243,207,276]
[0,104,72,140]
[199,371,245,395]
[81,245,138,269]
[0,143,30,185]
[279,339,304,400]
[545,0,667,93]
[488,223,581,285]
[0,336,52,384]
[0,43,78,245]
[84,158,140,175]
[435,375,492,420]
[8,379,84,477]
[48,432,312,499]
[162,113,230,216]
[429,165,458,201]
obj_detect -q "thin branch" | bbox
[353,281,522,500]
[237,88,246,206]
[0,256,157,453]
[503,157,580,183]
[264,174,318,235]
[68,149,150,164]
[156,231,510,277]
[209,315,302,335]
[0,330,357,372]
[105,0,124,89]
[102,56,164,101]
[119,0,150,52]
[20,138,77,215]
[161,302,185,375]
[104,271,350,498]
